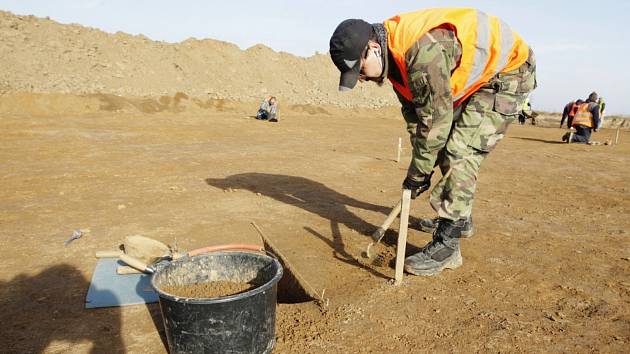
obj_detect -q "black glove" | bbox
[402,173,432,199]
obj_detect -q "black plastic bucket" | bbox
[151,251,283,354]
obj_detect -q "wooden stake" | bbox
[394,189,412,285]
[615,128,620,145]
[396,137,402,163]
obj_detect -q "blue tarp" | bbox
[85,258,158,309]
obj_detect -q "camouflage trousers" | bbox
[429,50,537,220]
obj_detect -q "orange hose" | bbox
[187,243,264,257]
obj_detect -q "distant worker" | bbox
[597,97,606,129]
[560,99,583,128]
[562,92,600,143]
[329,8,536,276]
[518,96,536,125]
[256,96,279,122]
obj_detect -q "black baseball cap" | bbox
[329,19,372,91]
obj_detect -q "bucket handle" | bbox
[187,243,265,257]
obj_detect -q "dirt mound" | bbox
[0,10,398,108]
[0,92,378,119]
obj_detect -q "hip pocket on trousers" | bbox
[467,95,519,152]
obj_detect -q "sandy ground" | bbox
[1,101,629,353]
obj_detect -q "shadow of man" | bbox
[0,264,124,353]
[206,173,391,235]
[206,173,408,278]
[510,136,567,145]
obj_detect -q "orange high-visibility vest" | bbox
[569,103,579,117]
[384,8,530,106]
[572,103,594,128]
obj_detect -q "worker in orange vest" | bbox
[330,8,536,276]
[562,92,600,143]
[560,99,583,128]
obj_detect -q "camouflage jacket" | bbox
[384,28,462,180]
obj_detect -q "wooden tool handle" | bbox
[117,265,143,275]
[383,200,403,229]
[371,200,402,241]
[95,250,123,258]
[119,254,150,273]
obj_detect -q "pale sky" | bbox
[2,0,628,115]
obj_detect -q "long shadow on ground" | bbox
[206,173,391,236]
[510,136,566,144]
[206,173,408,278]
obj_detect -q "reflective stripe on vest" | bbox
[384,8,530,106]
[572,103,594,128]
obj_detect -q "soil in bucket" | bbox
[161,280,259,298]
